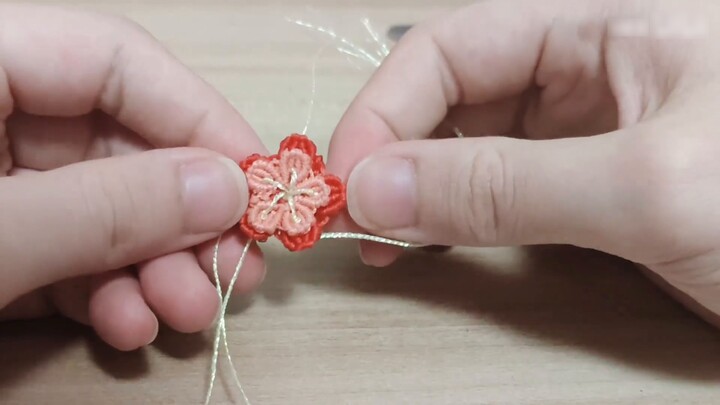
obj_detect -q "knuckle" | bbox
[458,145,515,245]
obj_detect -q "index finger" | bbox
[0,4,267,160]
[327,0,606,178]
[324,0,612,265]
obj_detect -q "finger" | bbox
[8,167,38,176]
[359,243,404,267]
[327,0,608,264]
[328,0,580,178]
[8,111,148,170]
[138,250,219,333]
[48,276,91,325]
[0,277,93,322]
[0,290,54,320]
[89,269,158,351]
[0,4,267,160]
[441,98,528,139]
[196,229,266,296]
[324,214,403,267]
[0,147,248,307]
[335,97,526,266]
[346,132,643,253]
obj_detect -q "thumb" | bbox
[0,148,247,306]
[347,133,638,251]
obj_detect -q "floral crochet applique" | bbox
[239,134,346,252]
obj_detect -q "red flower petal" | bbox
[317,175,346,215]
[313,175,345,233]
[238,134,347,252]
[276,224,323,252]
[239,153,270,172]
[311,155,325,174]
[240,215,271,242]
[279,134,317,157]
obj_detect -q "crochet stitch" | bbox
[239,134,346,251]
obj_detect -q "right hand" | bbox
[328,0,720,325]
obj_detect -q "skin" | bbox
[4,0,720,353]
[328,0,720,326]
[0,4,268,351]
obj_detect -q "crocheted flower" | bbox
[239,134,346,252]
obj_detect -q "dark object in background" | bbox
[387,25,412,42]
[421,245,453,253]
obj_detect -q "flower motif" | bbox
[239,134,346,251]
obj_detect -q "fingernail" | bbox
[148,321,159,345]
[348,157,417,230]
[181,157,248,233]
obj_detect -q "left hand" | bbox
[0,4,267,350]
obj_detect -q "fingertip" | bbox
[196,230,267,296]
[233,244,266,295]
[346,153,418,232]
[325,208,404,267]
[327,103,398,180]
[139,251,220,334]
[218,155,250,216]
[89,270,158,351]
[359,242,403,267]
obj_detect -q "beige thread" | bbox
[260,168,317,224]
[206,238,252,405]
[205,16,434,405]
[320,232,420,248]
[204,231,421,404]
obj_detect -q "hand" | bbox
[0,4,267,350]
[328,0,720,324]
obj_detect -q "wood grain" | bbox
[2,1,720,404]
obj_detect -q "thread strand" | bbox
[301,46,326,135]
[206,17,422,404]
[320,232,421,248]
[287,18,383,67]
[206,238,252,405]
[205,238,224,405]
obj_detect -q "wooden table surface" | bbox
[2,1,720,404]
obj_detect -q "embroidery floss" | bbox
[205,238,252,405]
[287,17,388,67]
[301,45,327,136]
[320,232,419,248]
[290,17,466,139]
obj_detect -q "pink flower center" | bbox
[260,168,318,224]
